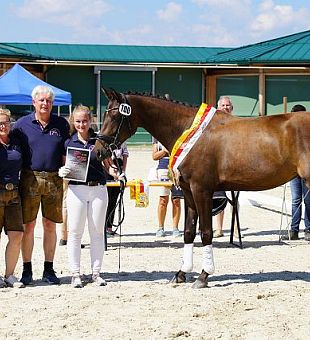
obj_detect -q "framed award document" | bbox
[64,147,91,182]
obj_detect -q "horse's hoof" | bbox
[192,278,208,289]
[170,270,186,284]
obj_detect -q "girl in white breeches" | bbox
[58,104,116,288]
[67,184,108,275]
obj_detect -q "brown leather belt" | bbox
[0,183,18,191]
[69,181,101,186]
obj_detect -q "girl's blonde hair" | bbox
[69,104,91,135]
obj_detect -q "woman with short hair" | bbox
[0,108,24,288]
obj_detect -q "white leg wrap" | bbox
[202,245,215,274]
[180,243,194,273]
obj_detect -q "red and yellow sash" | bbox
[169,103,216,171]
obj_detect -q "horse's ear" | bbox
[101,87,124,103]
[101,87,114,100]
[108,89,125,103]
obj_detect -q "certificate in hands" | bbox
[65,147,91,182]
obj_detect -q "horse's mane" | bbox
[125,91,198,109]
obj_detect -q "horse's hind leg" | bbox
[171,202,197,284]
[192,191,214,289]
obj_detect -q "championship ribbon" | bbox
[169,103,217,172]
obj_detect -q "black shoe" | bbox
[281,230,299,240]
[20,270,33,286]
[42,269,60,285]
[59,239,67,246]
[305,231,310,241]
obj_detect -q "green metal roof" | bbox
[3,43,229,64]
[0,43,42,59]
[3,30,310,65]
[209,30,310,65]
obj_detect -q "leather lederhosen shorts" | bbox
[0,189,23,233]
[20,170,63,224]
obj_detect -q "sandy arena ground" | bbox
[0,145,309,340]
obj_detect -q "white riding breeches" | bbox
[67,184,108,274]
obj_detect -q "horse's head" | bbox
[94,88,135,161]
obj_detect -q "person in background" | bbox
[105,142,129,237]
[213,96,239,238]
[282,104,310,241]
[13,85,70,285]
[0,109,24,288]
[58,104,116,288]
[152,137,182,238]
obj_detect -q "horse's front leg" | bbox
[192,191,214,289]
[171,200,198,284]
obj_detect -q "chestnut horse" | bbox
[95,88,310,288]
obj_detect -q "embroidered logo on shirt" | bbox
[49,128,61,136]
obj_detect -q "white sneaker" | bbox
[4,275,24,288]
[92,274,107,286]
[155,228,165,238]
[71,274,83,288]
[213,230,224,238]
[0,275,6,288]
[172,229,182,238]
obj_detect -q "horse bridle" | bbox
[95,94,133,157]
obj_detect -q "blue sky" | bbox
[2,0,310,47]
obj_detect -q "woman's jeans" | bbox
[290,176,310,232]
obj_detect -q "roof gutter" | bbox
[2,59,309,70]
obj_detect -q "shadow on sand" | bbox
[55,269,310,286]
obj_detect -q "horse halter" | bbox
[96,95,133,160]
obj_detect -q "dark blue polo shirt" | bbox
[0,134,22,186]
[13,112,70,171]
[65,132,106,185]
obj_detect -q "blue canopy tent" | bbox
[0,64,71,111]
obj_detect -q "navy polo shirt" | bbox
[0,134,22,185]
[65,132,106,185]
[13,112,70,171]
